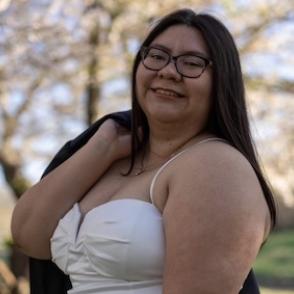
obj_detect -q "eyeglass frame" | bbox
[140,46,213,79]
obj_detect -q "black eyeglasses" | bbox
[140,46,212,78]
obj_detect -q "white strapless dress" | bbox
[50,199,164,293]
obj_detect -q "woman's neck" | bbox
[132,129,213,176]
[147,114,211,151]
[146,125,211,161]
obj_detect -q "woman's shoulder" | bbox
[170,137,269,216]
[160,136,256,194]
[179,137,252,173]
[172,137,260,197]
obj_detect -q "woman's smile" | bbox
[150,87,185,98]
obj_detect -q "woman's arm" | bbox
[11,119,131,259]
[162,141,270,294]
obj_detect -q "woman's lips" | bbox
[151,87,184,98]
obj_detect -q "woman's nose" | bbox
[157,60,182,81]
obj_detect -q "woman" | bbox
[11,8,276,294]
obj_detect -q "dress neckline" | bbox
[76,198,159,220]
[73,198,161,242]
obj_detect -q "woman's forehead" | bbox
[149,25,209,55]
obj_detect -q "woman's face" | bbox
[136,25,213,132]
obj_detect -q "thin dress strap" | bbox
[149,137,226,204]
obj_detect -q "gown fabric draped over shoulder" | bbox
[29,110,260,294]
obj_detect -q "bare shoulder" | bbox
[172,139,268,208]
[177,139,257,179]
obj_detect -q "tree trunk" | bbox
[86,24,101,126]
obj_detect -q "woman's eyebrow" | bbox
[150,43,209,57]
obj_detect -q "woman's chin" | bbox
[146,107,184,124]
[139,94,187,123]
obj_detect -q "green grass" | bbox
[254,229,294,289]
[261,287,294,294]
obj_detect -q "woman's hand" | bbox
[90,119,132,161]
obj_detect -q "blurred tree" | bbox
[0,0,293,281]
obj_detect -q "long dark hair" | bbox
[128,8,276,228]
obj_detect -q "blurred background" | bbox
[0,0,293,293]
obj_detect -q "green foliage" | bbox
[261,287,294,294]
[12,176,30,198]
[3,237,13,249]
[254,230,294,289]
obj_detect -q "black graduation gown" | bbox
[29,109,260,294]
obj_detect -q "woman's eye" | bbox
[149,53,165,60]
[183,60,203,67]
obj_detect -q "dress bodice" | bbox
[50,199,164,293]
